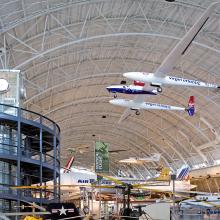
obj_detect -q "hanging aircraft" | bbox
[123,2,220,93]
[119,153,161,164]
[109,95,195,120]
[106,81,157,98]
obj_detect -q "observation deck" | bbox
[0,103,60,213]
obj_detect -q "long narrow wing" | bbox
[118,86,150,123]
[118,108,133,123]
[155,2,218,77]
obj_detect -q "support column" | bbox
[171,174,176,220]
[53,123,57,201]
[58,129,61,202]
[16,107,21,220]
[40,116,43,206]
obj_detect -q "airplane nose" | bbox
[123,72,141,79]
[109,99,121,105]
[109,99,115,104]
[123,72,132,78]
[106,86,111,92]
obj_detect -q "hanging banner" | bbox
[95,141,109,173]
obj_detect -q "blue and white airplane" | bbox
[106,81,157,98]
[180,194,220,208]
[123,2,220,93]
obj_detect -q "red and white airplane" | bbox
[123,2,220,93]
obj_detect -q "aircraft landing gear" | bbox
[150,83,163,93]
[113,93,117,98]
[157,87,162,93]
[131,108,140,115]
[135,110,140,115]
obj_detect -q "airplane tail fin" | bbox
[63,156,74,173]
[176,165,190,181]
[187,96,195,116]
[155,167,171,181]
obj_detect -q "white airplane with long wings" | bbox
[110,95,195,121]
[123,2,220,93]
[119,153,161,164]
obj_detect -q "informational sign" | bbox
[95,141,109,173]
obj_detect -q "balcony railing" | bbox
[0,143,59,167]
[0,103,60,135]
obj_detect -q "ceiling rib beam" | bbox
[13,33,220,69]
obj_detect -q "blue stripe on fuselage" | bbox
[177,168,187,180]
[177,167,189,180]
[107,87,156,95]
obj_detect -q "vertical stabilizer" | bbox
[176,165,190,181]
[187,96,195,116]
[64,156,75,173]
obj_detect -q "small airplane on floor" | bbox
[180,194,220,208]
[122,2,220,93]
[106,81,157,98]
[140,165,196,193]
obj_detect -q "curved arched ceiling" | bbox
[1,0,220,177]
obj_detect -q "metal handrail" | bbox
[0,142,57,165]
[0,186,59,199]
[0,103,60,133]
[0,130,58,150]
